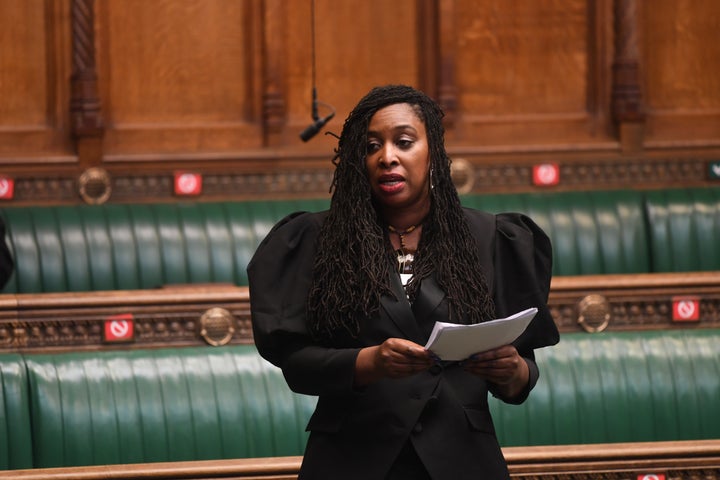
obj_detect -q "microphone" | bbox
[300,87,335,142]
[300,112,335,142]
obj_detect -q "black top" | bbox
[248,208,559,480]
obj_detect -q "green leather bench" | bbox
[1,328,719,469]
[23,345,316,468]
[490,328,720,446]
[1,188,718,469]
[0,199,331,294]
[0,355,33,470]
[3,187,718,294]
[461,189,650,275]
[643,187,720,272]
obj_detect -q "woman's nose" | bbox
[378,146,399,167]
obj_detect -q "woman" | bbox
[248,85,559,479]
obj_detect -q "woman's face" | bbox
[365,103,431,216]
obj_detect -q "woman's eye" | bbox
[366,142,381,154]
[397,139,413,149]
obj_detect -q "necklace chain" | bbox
[387,224,418,250]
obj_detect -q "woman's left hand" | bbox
[460,345,529,397]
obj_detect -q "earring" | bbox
[430,168,435,190]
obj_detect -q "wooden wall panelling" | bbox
[2,1,720,205]
[436,0,457,130]
[416,0,440,112]
[96,0,264,161]
[283,0,428,153]
[641,0,720,149]
[0,0,74,164]
[450,0,616,151]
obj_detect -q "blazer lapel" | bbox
[412,274,449,339]
[379,273,423,342]
[414,274,445,313]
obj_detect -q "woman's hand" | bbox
[461,345,529,398]
[354,338,433,386]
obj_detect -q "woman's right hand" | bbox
[354,338,433,386]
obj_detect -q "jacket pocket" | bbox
[463,408,496,434]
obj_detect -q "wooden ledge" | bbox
[1,441,718,480]
[1,271,719,352]
[550,271,720,332]
[505,439,720,475]
[552,270,720,292]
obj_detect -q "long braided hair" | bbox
[307,85,494,340]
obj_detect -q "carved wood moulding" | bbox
[1,272,719,352]
[550,272,720,332]
[461,156,712,192]
[110,171,336,202]
[0,286,253,352]
[2,156,718,205]
[0,309,254,352]
[2,169,336,205]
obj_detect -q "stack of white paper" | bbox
[423,307,538,361]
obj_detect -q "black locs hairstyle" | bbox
[307,84,494,340]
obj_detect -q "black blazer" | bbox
[0,218,13,289]
[248,209,559,480]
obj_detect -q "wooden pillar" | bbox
[611,0,645,152]
[70,0,104,168]
[261,0,287,147]
[416,0,439,102]
[437,0,457,131]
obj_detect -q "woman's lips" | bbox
[378,174,405,194]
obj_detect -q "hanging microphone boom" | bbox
[300,87,335,142]
[299,0,335,142]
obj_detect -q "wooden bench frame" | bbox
[1,271,718,352]
[1,440,718,479]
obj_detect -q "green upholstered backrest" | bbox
[461,190,650,275]
[24,345,316,468]
[490,329,720,446]
[0,354,33,469]
[0,199,330,293]
[0,191,647,293]
[644,187,720,272]
[7,329,720,469]
[2,188,719,293]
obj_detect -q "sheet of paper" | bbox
[423,307,538,361]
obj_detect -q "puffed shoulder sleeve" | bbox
[494,213,559,352]
[248,211,361,397]
[247,211,324,366]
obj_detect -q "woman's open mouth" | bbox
[378,174,405,194]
